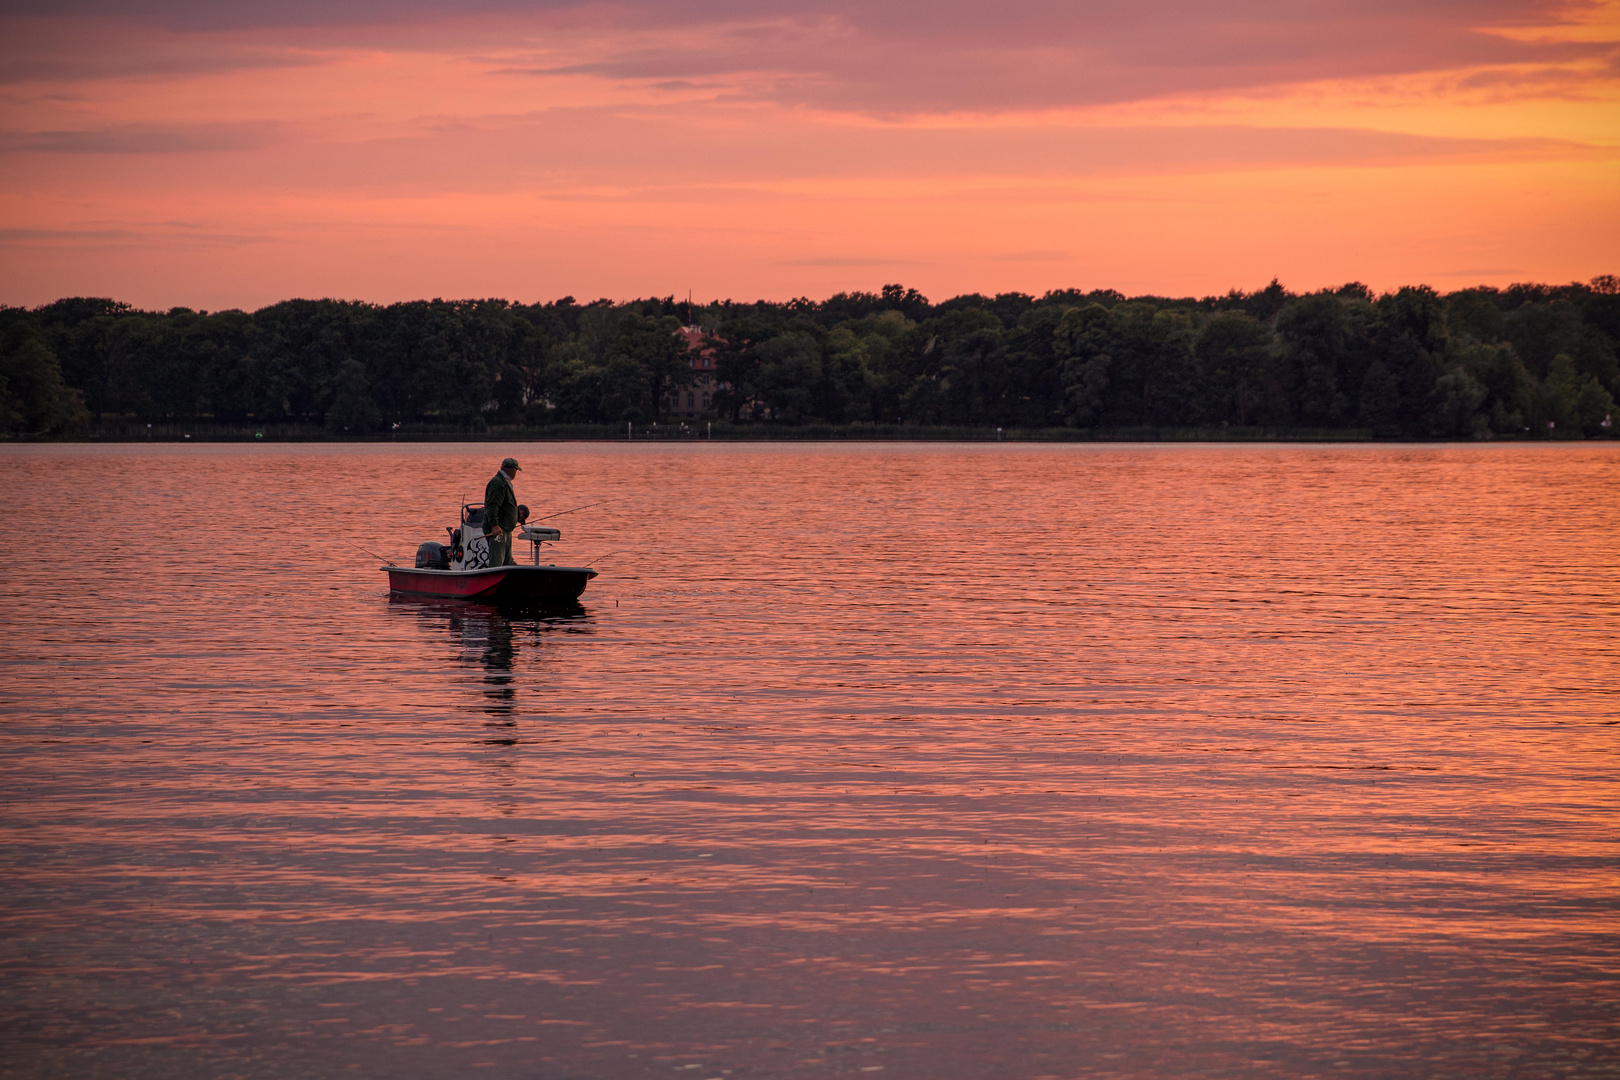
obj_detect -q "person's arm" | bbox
[504,482,520,533]
[484,478,505,539]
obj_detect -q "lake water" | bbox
[1,441,1617,1079]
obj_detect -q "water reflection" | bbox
[388,597,591,720]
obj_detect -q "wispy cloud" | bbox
[0,121,287,154]
[778,256,917,267]
[0,226,138,242]
[0,224,282,247]
[0,21,325,84]
[986,251,1070,262]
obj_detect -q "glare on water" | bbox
[1,441,1616,1079]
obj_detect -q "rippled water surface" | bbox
[2,442,1617,1079]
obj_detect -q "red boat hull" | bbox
[385,564,597,604]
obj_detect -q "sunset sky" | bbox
[1,0,1616,310]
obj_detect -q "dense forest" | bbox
[2,277,1617,439]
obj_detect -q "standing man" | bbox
[483,457,521,567]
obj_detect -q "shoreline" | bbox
[3,423,1607,444]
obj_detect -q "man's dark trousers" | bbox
[484,530,515,567]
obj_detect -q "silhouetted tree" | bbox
[12,275,1617,440]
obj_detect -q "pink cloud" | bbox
[7,1,1615,112]
[0,0,1613,306]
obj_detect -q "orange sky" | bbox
[1,0,1616,309]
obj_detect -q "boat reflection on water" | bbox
[387,595,592,720]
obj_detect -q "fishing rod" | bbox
[346,538,397,566]
[584,551,620,567]
[532,500,611,523]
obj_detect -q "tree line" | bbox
[2,277,1616,438]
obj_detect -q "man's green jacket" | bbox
[483,471,518,533]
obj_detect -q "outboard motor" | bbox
[415,542,451,569]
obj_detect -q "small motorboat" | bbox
[384,503,597,604]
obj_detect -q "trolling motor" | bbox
[512,504,558,564]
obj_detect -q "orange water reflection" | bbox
[0,442,1616,1078]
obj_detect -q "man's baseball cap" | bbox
[502,457,522,471]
